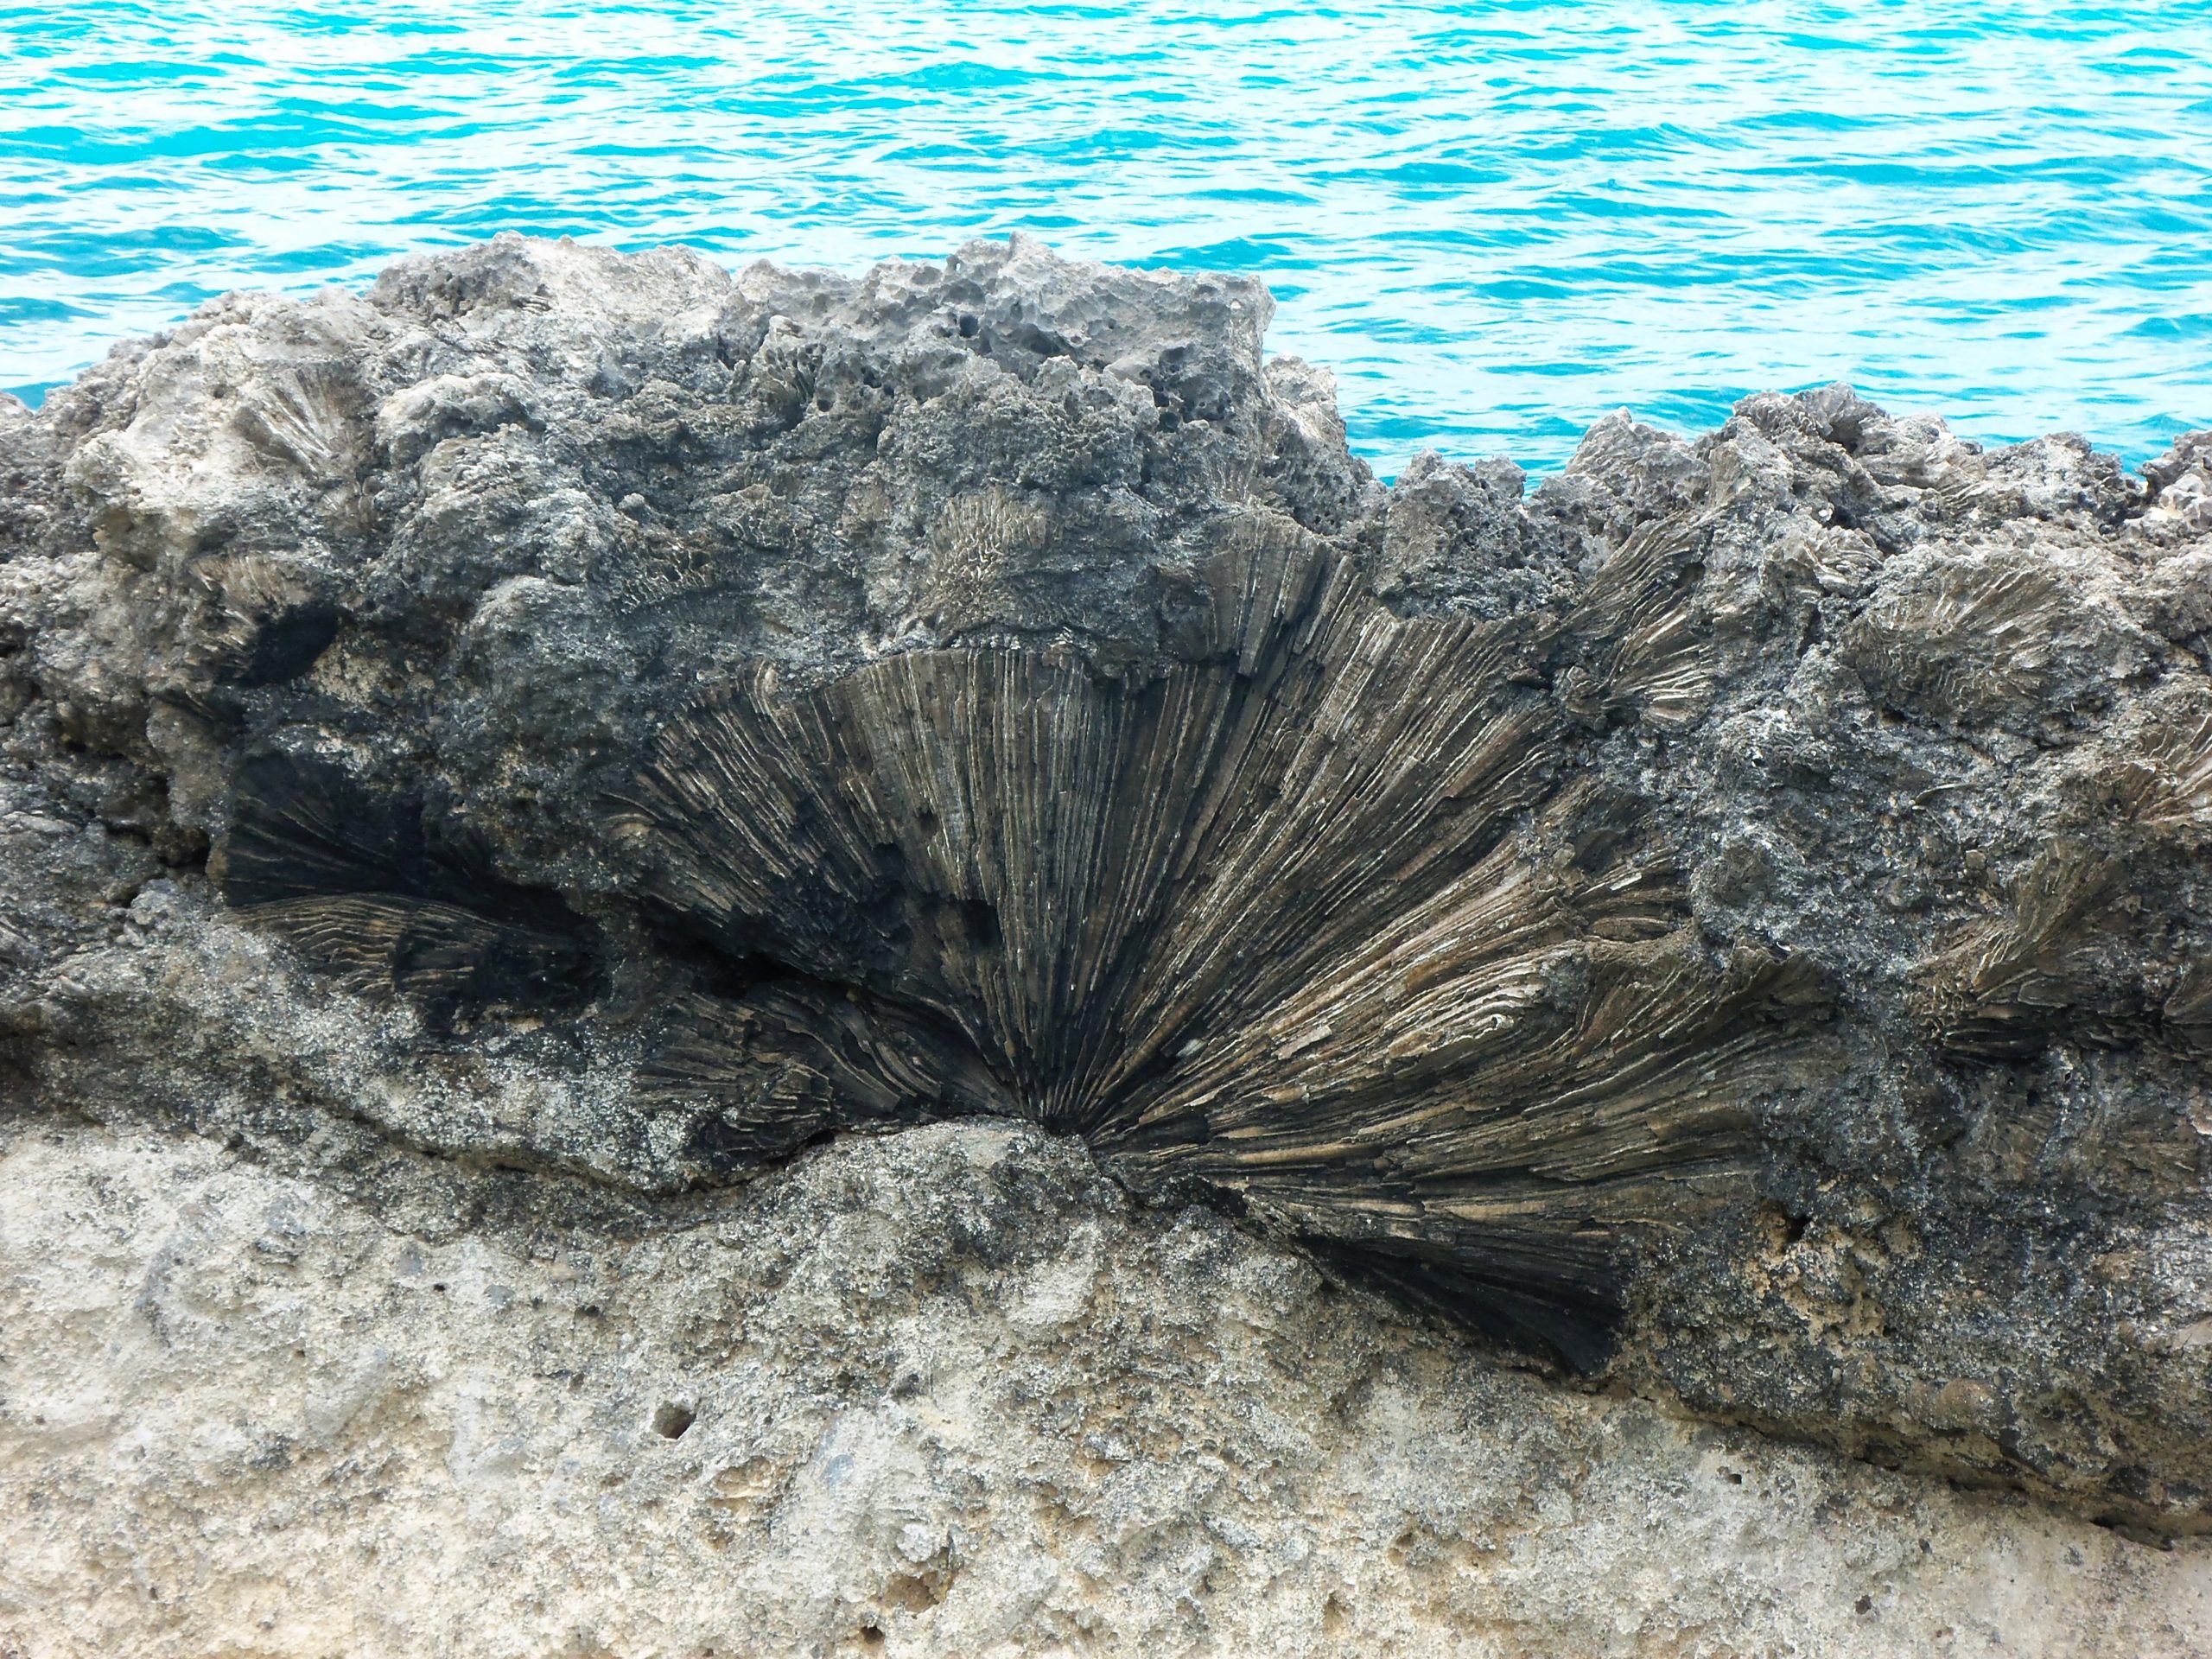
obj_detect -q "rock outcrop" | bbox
[4,233,2212,1648]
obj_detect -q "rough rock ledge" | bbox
[3,232,2212,1654]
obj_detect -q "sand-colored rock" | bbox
[4,1115,2208,1658]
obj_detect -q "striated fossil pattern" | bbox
[215,747,605,1027]
[606,531,1824,1365]
[6,232,2212,1543]
[198,502,1826,1364]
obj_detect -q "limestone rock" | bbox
[3,232,2212,1638]
[4,1115,2209,1657]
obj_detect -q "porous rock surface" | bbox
[3,232,2212,1649]
[5,1113,2209,1657]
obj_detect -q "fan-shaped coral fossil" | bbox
[592,531,1827,1367]
[206,525,1825,1366]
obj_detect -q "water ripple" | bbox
[2,0,2208,473]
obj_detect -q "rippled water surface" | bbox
[4,1,2209,474]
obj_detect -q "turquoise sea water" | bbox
[3,1,2209,475]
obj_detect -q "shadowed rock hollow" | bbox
[5,232,2212,1599]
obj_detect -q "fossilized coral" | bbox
[607,535,1824,1366]
[215,749,604,1027]
[207,523,1825,1366]
[209,530,1822,1366]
